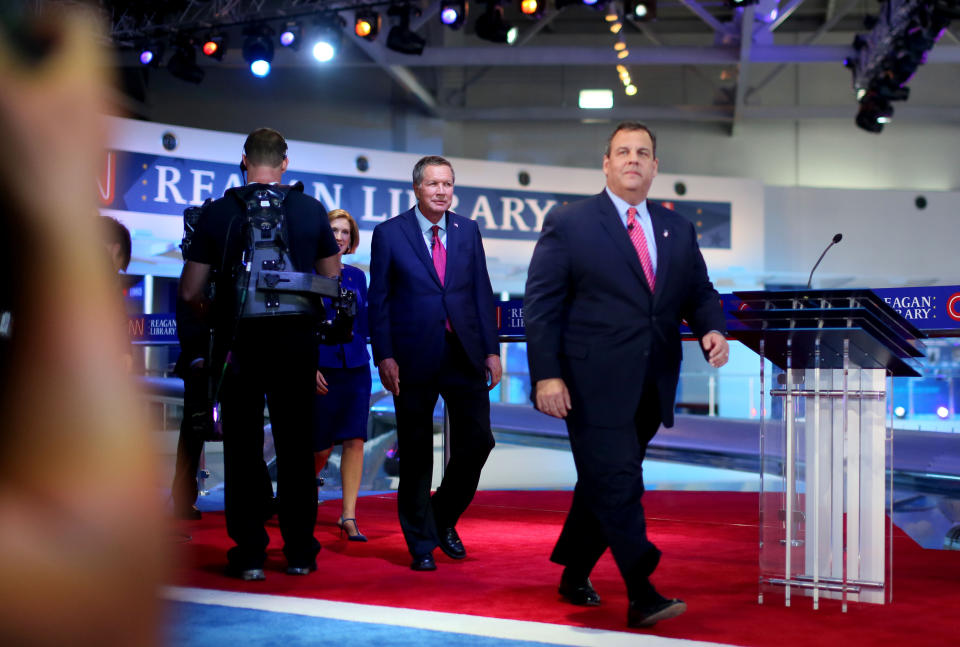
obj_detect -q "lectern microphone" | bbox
[806,233,843,289]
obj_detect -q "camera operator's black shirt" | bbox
[184,184,338,333]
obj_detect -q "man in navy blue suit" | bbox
[368,155,502,571]
[524,122,729,628]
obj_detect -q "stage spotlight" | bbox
[138,41,163,67]
[168,38,204,84]
[280,22,303,50]
[242,26,275,77]
[475,2,518,44]
[440,0,468,29]
[312,40,335,62]
[312,32,339,62]
[355,10,381,40]
[855,90,894,133]
[201,33,227,60]
[520,0,540,16]
[894,406,907,418]
[625,84,638,96]
[387,3,427,55]
[625,1,656,21]
[937,406,950,419]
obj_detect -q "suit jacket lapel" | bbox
[596,192,652,293]
[398,209,443,288]
[649,203,672,303]
[443,213,460,287]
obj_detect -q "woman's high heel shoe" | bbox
[338,517,368,542]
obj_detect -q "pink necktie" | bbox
[432,225,452,331]
[431,225,446,285]
[627,207,656,291]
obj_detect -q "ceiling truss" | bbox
[92,0,960,127]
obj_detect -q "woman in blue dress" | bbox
[314,209,372,541]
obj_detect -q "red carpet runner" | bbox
[173,491,960,646]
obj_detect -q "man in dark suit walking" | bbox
[368,155,502,572]
[524,122,729,628]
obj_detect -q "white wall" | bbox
[441,118,960,191]
[764,185,960,288]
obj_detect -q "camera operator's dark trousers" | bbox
[171,364,275,515]
[393,331,495,558]
[220,316,320,570]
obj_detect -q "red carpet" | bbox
[173,491,960,646]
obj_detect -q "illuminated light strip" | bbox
[164,586,734,647]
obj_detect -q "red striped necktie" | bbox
[627,207,656,291]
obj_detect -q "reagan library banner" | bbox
[100,149,732,246]
[102,116,766,289]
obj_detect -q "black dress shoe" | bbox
[558,571,601,606]
[225,565,266,581]
[437,527,466,560]
[627,595,687,628]
[286,562,318,576]
[410,553,437,571]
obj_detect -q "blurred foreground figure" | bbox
[0,7,165,646]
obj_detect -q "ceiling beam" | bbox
[145,44,960,69]
[410,1,440,32]
[762,0,809,35]
[437,103,960,123]
[676,0,732,35]
[513,8,566,49]
[441,104,735,122]
[353,44,860,66]
[745,0,859,102]
[343,9,440,116]
[732,4,756,135]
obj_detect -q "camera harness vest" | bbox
[231,182,341,318]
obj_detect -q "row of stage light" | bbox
[135,0,658,79]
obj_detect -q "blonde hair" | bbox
[328,208,359,254]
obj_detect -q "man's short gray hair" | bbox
[412,155,455,186]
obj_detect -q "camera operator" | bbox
[179,128,339,580]
[172,206,278,522]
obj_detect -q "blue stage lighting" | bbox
[138,41,163,67]
[243,26,275,77]
[250,59,271,77]
[441,7,461,25]
[280,22,302,49]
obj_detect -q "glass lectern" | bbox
[732,290,925,611]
